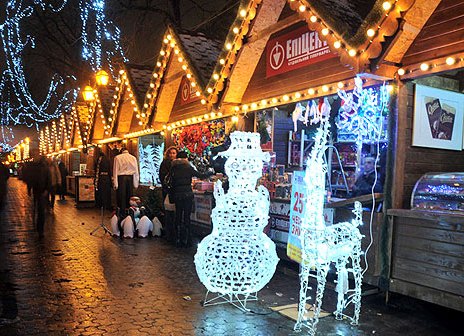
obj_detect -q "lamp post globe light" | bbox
[95,69,109,86]
[82,85,95,102]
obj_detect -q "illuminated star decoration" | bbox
[294,119,364,334]
[337,76,389,150]
[0,0,78,126]
[79,0,127,75]
[194,132,279,311]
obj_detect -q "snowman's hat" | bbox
[217,131,270,161]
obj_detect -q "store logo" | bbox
[269,42,285,70]
[181,82,190,101]
[178,76,199,106]
[266,25,336,78]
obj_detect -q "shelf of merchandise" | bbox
[287,129,313,168]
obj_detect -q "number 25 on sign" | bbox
[293,192,304,214]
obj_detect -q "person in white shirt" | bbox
[113,148,139,211]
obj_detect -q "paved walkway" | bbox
[0,178,462,335]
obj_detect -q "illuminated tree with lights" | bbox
[0,1,78,126]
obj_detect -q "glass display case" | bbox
[411,172,464,212]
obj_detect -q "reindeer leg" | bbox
[334,258,349,320]
[295,262,312,331]
[312,263,329,333]
[351,242,363,325]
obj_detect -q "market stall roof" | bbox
[134,0,263,130]
[111,64,153,137]
[287,0,419,72]
[125,64,153,110]
[73,103,91,148]
[177,32,222,89]
[138,26,223,130]
[220,0,288,105]
[91,84,116,141]
[394,0,461,80]
[38,113,75,156]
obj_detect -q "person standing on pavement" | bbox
[23,156,50,238]
[94,151,112,210]
[169,151,213,247]
[159,146,178,243]
[0,162,9,208]
[48,157,61,209]
[159,146,178,200]
[58,159,68,201]
[113,147,139,212]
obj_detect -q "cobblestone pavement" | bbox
[0,178,462,335]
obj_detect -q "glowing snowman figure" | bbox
[195,132,279,308]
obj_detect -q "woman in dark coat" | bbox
[58,160,68,200]
[159,146,178,200]
[169,151,213,247]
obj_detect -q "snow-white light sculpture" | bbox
[294,119,364,334]
[194,131,279,311]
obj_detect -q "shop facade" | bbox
[387,0,464,312]
[34,0,463,312]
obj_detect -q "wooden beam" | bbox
[246,13,301,44]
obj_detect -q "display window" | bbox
[138,134,164,186]
[255,84,390,201]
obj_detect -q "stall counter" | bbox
[190,191,214,236]
[387,209,464,312]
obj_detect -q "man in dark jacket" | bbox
[23,156,51,238]
[351,157,382,197]
[169,151,213,247]
[94,151,112,210]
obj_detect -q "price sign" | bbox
[287,171,333,263]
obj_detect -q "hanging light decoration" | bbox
[79,0,126,76]
[95,69,109,86]
[0,0,78,126]
[82,86,95,102]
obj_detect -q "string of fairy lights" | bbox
[79,0,126,76]
[31,0,464,156]
[0,0,78,127]
[0,0,124,154]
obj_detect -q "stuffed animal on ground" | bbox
[110,211,120,236]
[121,215,135,238]
[152,217,163,237]
[136,215,153,238]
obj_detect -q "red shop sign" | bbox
[266,25,336,78]
[178,76,200,106]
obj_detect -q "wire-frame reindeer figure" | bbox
[294,119,364,335]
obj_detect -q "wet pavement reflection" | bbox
[0,178,462,335]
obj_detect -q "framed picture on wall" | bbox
[412,84,464,151]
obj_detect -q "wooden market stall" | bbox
[386,0,464,312]
[140,25,235,230]
[212,0,419,287]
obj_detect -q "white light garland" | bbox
[195,131,279,310]
[79,0,126,74]
[0,0,78,126]
[337,76,389,150]
[294,120,364,334]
